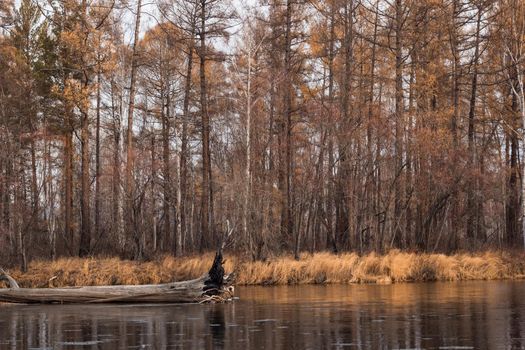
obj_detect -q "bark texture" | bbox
[0,252,233,304]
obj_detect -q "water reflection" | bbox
[0,281,524,349]
[208,306,225,349]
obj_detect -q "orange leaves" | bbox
[51,78,91,113]
[308,22,328,58]
[60,27,87,56]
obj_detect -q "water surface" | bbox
[0,281,524,349]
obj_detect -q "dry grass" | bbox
[235,250,525,285]
[2,250,525,288]
[6,254,235,288]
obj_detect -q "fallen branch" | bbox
[0,250,234,304]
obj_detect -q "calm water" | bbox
[0,281,524,349]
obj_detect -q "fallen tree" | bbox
[0,250,234,304]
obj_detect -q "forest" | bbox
[0,0,524,272]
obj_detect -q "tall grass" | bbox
[3,250,525,288]
[6,254,229,288]
[236,250,525,285]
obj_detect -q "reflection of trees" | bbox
[0,284,523,349]
[510,283,523,349]
[238,283,525,349]
[0,305,207,349]
[207,305,225,349]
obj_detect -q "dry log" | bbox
[0,251,234,304]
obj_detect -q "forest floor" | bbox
[3,250,525,288]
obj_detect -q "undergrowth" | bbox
[3,250,525,288]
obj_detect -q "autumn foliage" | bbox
[0,0,524,270]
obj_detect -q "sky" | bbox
[10,0,257,46]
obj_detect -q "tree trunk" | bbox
[507,77,520,247]
[283,0,294,256]
[79,0,91,258]
[95,56,102,250]
[244,43,253,255]
[0,251,233,304]
[368,0,379,252]
[326,1,337,253]
[199,0,213,252]
[393,0,404,249]
[111,79,123,249]
[449,0,460,250]
[335,0,353,249]
[466,7,482,242]
[162,91,171,252]
[179,35,194,257]
[64,128,74,250]
[79,108,91,257]
[126,0,142,257]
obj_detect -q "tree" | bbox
[125,0,143,258]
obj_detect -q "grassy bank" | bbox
[3,250,525,288]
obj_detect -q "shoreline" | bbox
[2,250,525,288]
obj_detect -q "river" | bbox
[0,281,524,349]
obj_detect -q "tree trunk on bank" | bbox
[179,35,194,257]
[283,0,294,256]
[393,0,404,249]
[94,57,102,251]
[111,79,123,248]
[79,0,91,258]
[368,1,379,252]
[466,7,482,243]
[0,251,234,304]
[64,128,74,251]
[79,108,91,257]
[126,0,142,258]
[161,91,171,252]
[199,0,213,252]
[326,0,337,253]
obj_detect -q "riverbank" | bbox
[3,250,525,288]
